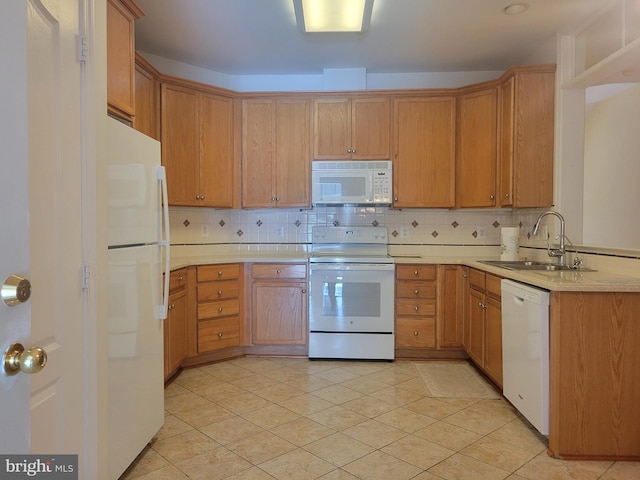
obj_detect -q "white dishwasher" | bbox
[501,279,550,435]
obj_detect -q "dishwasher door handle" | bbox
[512,295,526,306]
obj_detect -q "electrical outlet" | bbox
[475,226,486,239]
[201,224,209,237]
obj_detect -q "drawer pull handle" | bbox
[413,331,419,336]
[218,290,223,296]
[218,307,223,313]
[218,332,223,338]
[177,276,183,281]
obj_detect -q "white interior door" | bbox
[0,0,86,462]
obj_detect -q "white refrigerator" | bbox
[106,117,170,479]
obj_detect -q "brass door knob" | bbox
[3,343,47,376]
[2,274,31,306]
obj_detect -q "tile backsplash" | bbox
[169,206,516,247]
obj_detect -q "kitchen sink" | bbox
[478,260,596,272]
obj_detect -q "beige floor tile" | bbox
[428,452,511,480]
[120,448,170,479]
[150,429,220,463]
[229,373,280,392]
[313,367,361,384]
[382,434,455,470]
[363,368,417,386]
[602,461,640,480]
[123,464,190,480]
[342,419,407,449]
[410,471,448,480]
[317,469,360,479]
[197,381,247,403]
[213,391,272,414]
[375,407,438,433]
[253,382,305,402]
[341,361,391,377]
[271,417,335,446]
[312,384,363,404]
[241,403,301,429]
[369,385,426,407]
[515,453,613,480]
[487,418,548,455]
[443,406,513,435]
[199,361,255,381]
[466,399,519,422]
[173,372,221,392]
[199,416,264,445]
[258,448,336,480]
[154,414,193,441]
[415,421,483,451]
[226,430,297,464]
[283,374,334,392]
[404,396,477,419]
[278,392,334,415]
[172,401,235,429]
[223,466,277,479]
[395,377,431,395]
[338,375,390,394]
[343,450,422,480]
[340,395,396,418]
[461,436,538,472]
[304,432,375,467]
[174,446,253,480]
[163,391,212,414]
[308,405,368,430]
[163,381,190,398]
[261,367,305,383]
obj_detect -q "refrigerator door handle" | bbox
[156,166,170,320]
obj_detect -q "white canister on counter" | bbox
[500,227,520,261]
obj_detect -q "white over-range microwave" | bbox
[311,160,392,205]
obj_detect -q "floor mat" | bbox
[413,361,501,399]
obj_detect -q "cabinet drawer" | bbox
[197,298,240,320]
[469,268,486,290]
[251,263,307,280]
[396,298,436,317]
[197,280,240,302]
[198,317,240,353]
[396,281,436,299]
[396,265,437,281]
[486,273,502,299]
[197,264,241,282]
[396,318,436,348]
[169,268,187,293]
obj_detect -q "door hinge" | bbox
[78,35,88,63]
[81,262,90,290]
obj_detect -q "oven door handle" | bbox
[309,263,395,272]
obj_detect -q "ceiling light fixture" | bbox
[293,0,374,33]
[502,3,529,15]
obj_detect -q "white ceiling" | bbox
[134,0,615,76]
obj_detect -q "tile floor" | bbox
[121,357,640,480]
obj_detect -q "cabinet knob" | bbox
[347,148,352,153]
[177,276,183,281]
[414,306,419,312]
[490,194,495,200]
[168,304,175,310]
[505,193,510,198]
[413,331,419,336]
[394,197,398,202]
[271,197,277,202]
[218,271,223,276]
[218,307,223,313]
[218,290,223,296]
[301,289,307,294]
[413,270,419,276]
[414,289,419,295]
[218,332,223,338]
[275,197,280,201]
[276,269,282,275]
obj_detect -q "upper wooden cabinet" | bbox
[313,97,390,159]
[107,0,143,122]
[161,81,236,208]
[392,96,456,208]
[133,54,160,140]
[456,86,498,208]
[242,98,311,208]
[498,66,555,207]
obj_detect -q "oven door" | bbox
[309,263,395,333]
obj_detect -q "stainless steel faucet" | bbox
[532,211,566,266]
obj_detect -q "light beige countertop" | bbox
[168,245,640,293]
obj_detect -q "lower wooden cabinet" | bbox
[196,264,242,353]
[395,265,437,349]
[250,263,308,346]
[164,268,188,381]
[466,268,503,386]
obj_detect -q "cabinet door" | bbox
[165,291,187,380]
[456,87,497,207]
[484,296,503,387]
[498,76,515,206]
[107,0,137,121]
[252,282,307,345]
[393,97,456,207]
[161,83,199,206]
[467,288,485,366]
[351,97,390,159]
[275,99,311,207]
[133,57,159,140]
[242,99,276,207]
[200,93,235,208]
[437,265,464,349]
[314,98,351,159]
